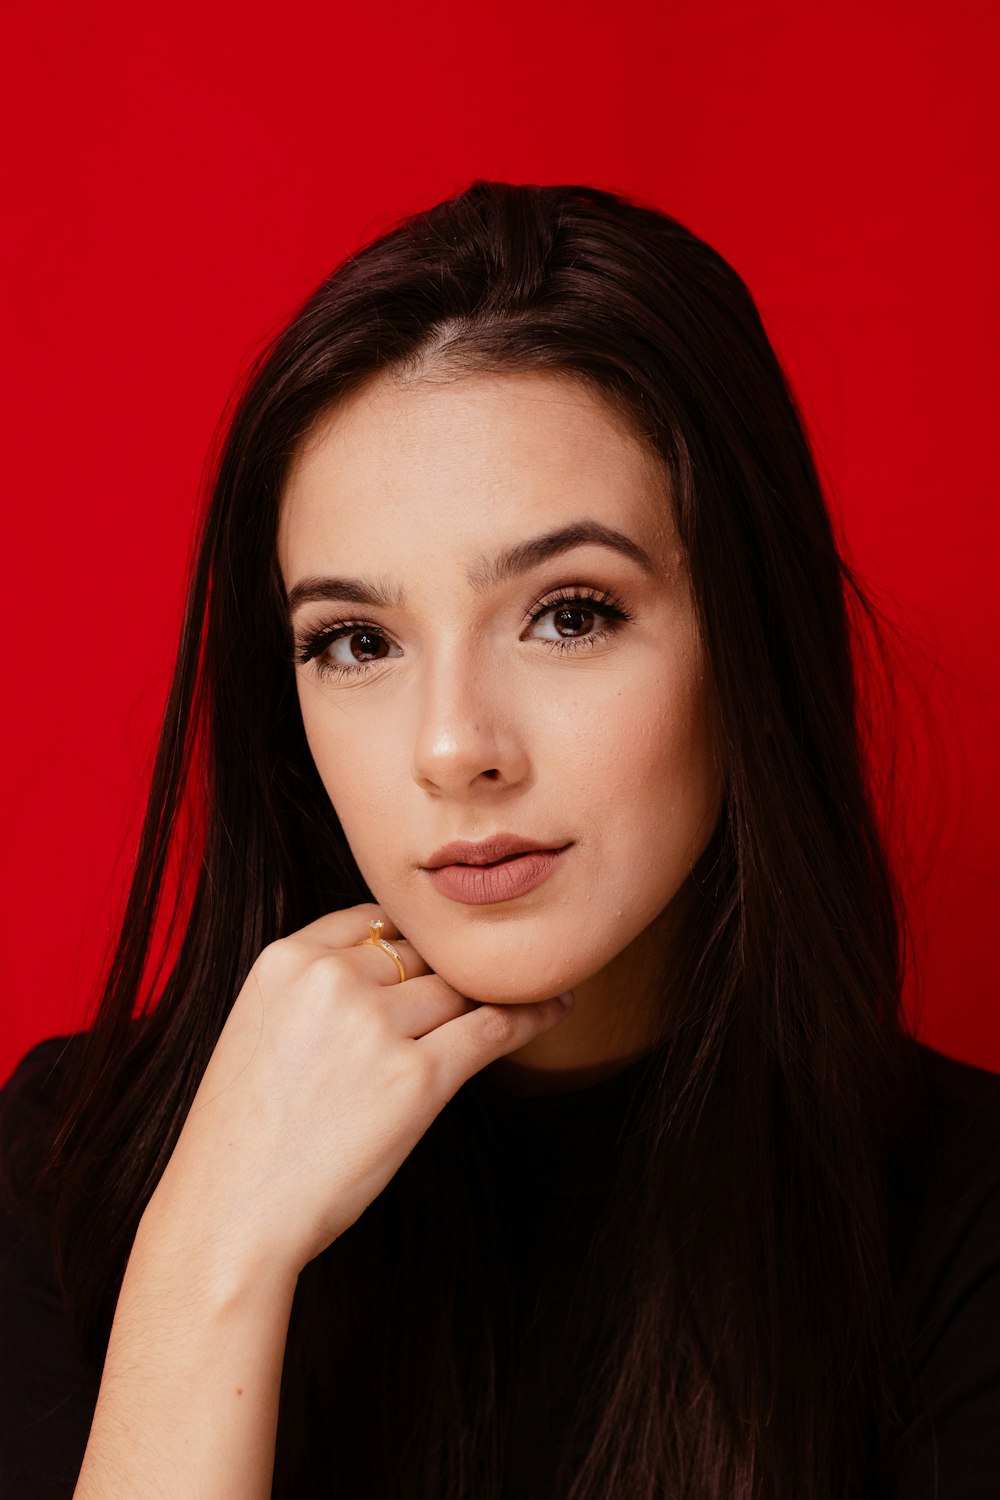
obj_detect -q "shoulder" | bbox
[0,1031,93,1212]
[885,1039,1000,1496]
[911,1037,1000,1142]
[893,1038,1000,1227]
[0,1020,153,1215]
[890,1038,1000,1287]
[0,1034,104,1492]
[1,1031,92,1116]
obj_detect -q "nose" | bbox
[409,639,530,797]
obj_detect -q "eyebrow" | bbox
[284,519,656,621]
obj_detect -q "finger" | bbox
[415,990,575,1096]
[346,935,432,987]
[370,969,487,1038]
[296,903,407,951]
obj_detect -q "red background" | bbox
[2,1,997,1084]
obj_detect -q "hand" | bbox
[141,903,574,1279]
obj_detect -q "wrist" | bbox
[134,1188,300,1314]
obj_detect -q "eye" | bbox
[524,588,632,652]
[294,621,402,680]
[326,627,398,666]
[292,586,633,683]
[530,600,604,640]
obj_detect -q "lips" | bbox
[423,833,569,870]
[424,846,570,905]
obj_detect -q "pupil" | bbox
[353,631,381,660]
[557,607,591,636]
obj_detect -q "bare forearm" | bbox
[73,1202,298,1500]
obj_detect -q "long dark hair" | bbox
[22,179,928,1497]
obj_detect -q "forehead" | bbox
[277,368,675,576]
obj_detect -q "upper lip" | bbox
[422,834,569,869]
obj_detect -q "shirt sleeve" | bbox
[885,1065,1000,1499]
[0,1038,101,1498]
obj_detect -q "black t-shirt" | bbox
[2,1030,1000,1497]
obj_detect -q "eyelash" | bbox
[292,587,634,682]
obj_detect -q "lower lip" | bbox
[425,847,570,905]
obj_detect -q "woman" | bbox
[2,179,999,1500]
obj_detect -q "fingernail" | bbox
[555,990,575,1008]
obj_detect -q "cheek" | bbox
[299,697,398,858]
[579,664,721,875]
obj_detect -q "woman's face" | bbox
[278,368,724,1074]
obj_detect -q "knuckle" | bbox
[306,950,355,997]
[255,937,286,969]
[250,939,295,988]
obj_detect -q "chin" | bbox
[429,956,578,1009]
[394,909,603,1002]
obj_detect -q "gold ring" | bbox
[354,919,406,983]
